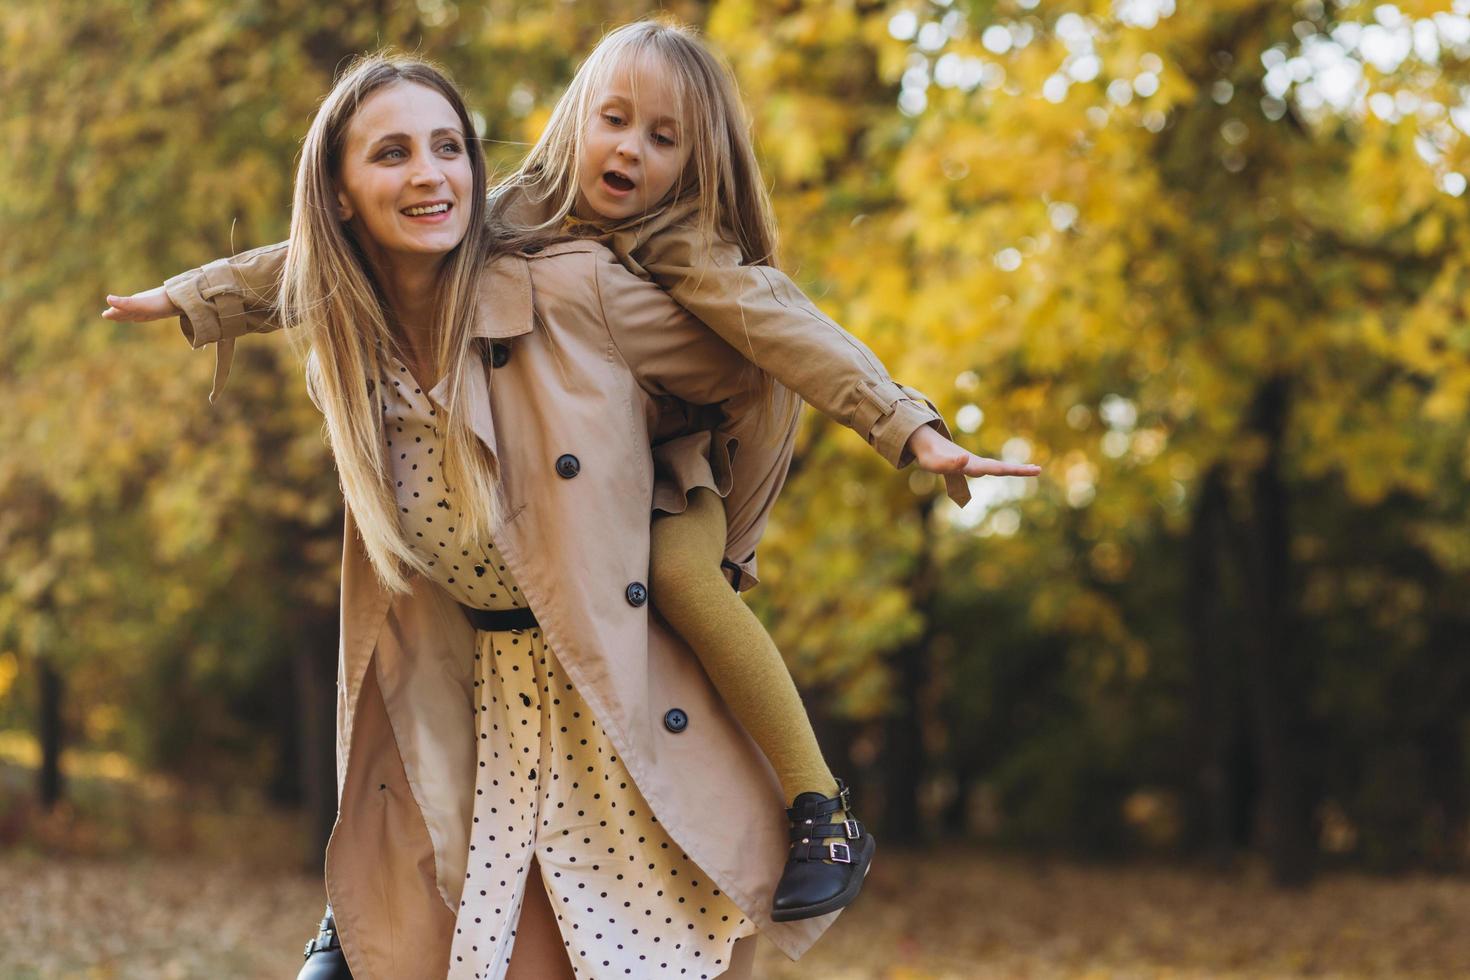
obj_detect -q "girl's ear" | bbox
[336,187,354,222]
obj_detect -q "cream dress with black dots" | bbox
[378,353,755,980]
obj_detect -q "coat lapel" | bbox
[426,256,535,466]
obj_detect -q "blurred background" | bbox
[5,0,1470,976]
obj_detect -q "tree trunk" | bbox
[37,656,64,810]
[294,623,339,870]
[1184,463,1236,864]
[880,496,937,845]
[1237,375,1314,886]
[943,753,976,837]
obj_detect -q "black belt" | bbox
[460,604,539,632]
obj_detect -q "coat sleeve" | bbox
[161,241,289,403]
[591,248,801,587]
[632,225,968,506]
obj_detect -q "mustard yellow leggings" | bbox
[650,488,839,807]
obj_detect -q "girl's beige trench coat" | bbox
[164,236,967,979]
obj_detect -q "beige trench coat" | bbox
[164,236,964,978]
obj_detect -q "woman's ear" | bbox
[335,188,354,222]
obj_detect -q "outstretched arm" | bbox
[101,285,180,322]
[903,423,1040,480]
[628,224,1039,506]
[101,242,288,403]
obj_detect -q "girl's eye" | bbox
[652,132,676,147]
[603,112,625,126]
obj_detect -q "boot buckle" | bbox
[829,842,852,863]
[844,819,859,839]
[304,925,341,958]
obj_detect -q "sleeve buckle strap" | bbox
[208,338,236,406]
[849,379,906,436]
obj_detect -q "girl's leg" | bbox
[504,857,575,980]
[649,488,839,805]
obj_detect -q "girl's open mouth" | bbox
[602,171,635,194]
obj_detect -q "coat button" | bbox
[625,581,648,606]
[555,454,580,479]
[491,342,510,368]
[663,708,688,733]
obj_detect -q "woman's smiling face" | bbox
[335,81,473,261]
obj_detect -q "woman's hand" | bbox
[101,286,180,322]
[906,423,1042,478]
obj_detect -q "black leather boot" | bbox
[297,905,353,980]
[770,777,876,922]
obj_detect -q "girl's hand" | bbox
[101,286,180,322]
[906,423,1042,478]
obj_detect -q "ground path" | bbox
[2,847,1465,978]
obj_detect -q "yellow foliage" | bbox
[0,651,18,701]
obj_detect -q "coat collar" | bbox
[469,251,534,340]
[424,242,600,456]
[422,254,533,401]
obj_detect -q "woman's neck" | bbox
[362,246,442,384]
[378,259,439,336]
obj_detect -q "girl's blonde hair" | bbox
[489,17,779,268]
[281,52,505,594]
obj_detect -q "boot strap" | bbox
[788,840,855,863]
[783,782,852,822]
[789,818,862,844]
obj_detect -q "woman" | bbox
[103,54,973,978]
[110,54,773,980]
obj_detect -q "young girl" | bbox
[487,19,1022,924]
[107,20,1039,928]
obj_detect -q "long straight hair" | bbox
[280,53,503,594]
[488,18,779,269]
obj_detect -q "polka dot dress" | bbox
[380,353,756,980]
[383,356,523,610]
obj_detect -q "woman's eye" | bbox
[438,141,462,154]
[381,147,406,160]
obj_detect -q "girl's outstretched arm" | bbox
[903,422,1040,480]
[628,220,1031,507]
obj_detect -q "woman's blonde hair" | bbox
[489,17,779,268]
[281,52,504,594]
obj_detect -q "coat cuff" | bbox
[163,257,253,404]
[853,380,939,467]
[164,266,220,350]
[164,257,252,347]
[854,380,972,508]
